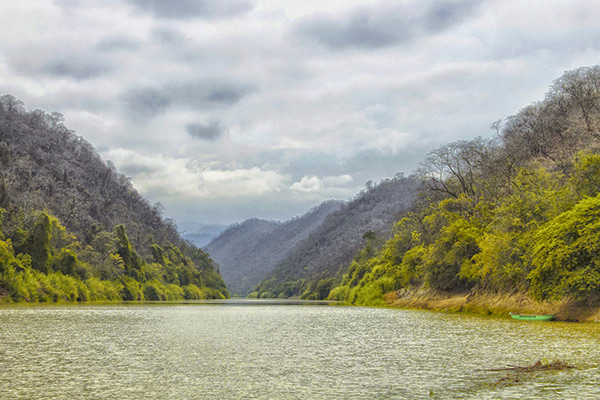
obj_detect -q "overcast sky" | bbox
[2,0,600,225]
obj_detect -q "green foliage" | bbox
[120,276,143,301]
[143,279,167,301]
[327,285,350,301]
[90,231,117,263]
[183,284,204,299]
[164,284,185,300]
[469,230,529,292]
[572,151,600,197]
[0,209,229,303]
[54,248,78,276]
[423,217,480,292]
[27,212,53,273]
[306,277,336,300]
[398,245,425,287]
[114,224,142,279]
[85,277,123,301]
[203,287,227,299]
[150,244,167,265]
[528,195,600,300]
[349,277,395,306]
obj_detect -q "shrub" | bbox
[164,284,185,300]
[327,285,350,302]
[120,276,143,301]
[183,284,205,299]
[143,280,167,301]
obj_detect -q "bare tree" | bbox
[418,137,492,199]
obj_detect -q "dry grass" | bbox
[385,287,600,322]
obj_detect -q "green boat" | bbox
[510,313,554,321]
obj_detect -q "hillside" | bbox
[327,66,600,318]
[252,175,420,299]
[205,200,343,296]
[0,95,228,302]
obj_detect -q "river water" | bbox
[0,301,598,399]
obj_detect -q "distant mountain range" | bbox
[205,175,419,298]
[178,222,227,248]
[204,201,343,296]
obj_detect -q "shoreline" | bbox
[384,288,600,322]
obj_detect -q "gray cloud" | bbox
[41,60,111,80]
[207,87,248,103]
[154,194,318,226]
[7,0,600,227]
[292,8,410,50]
[5,38,113,82]
[95,36,141,52]
[291,0,480,50]
[121,163,156,176]
[186,121,224,141]
[343,148,427,183]
[122,88,171,117]
[121,80,254,117]
[267,147,427,189]
[151,28,186,44]
[52,0,93,8]
[171,81,254,106]
[126,0,254,20]
[422,0,480,33]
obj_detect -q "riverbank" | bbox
[385,288,600,322]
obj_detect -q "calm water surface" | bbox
[0,301,599,399]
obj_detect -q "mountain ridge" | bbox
[205,200,343,296]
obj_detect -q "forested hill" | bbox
[252,175,420,299]
[0,95,228,302]
[327,66,600,309]
[205,200,343,296]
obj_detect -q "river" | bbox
[0,301,598,399]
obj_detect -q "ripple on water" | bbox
[0,303,599,399]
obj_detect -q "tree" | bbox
[549,66,600,138]
[27,212,53,273]
[54,248,78,276]
[571,151,600,198]
[113,224,143,279]
[529,195,600,300]
[418,137,493,200]
[91,231,117,263]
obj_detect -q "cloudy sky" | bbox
[1,0,600,225]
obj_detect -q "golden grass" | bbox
[385,288,600,322]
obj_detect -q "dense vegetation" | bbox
[0,95,228,302]
[206,200,343,296]
[251,175,419,299]
[327,66,600,306]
